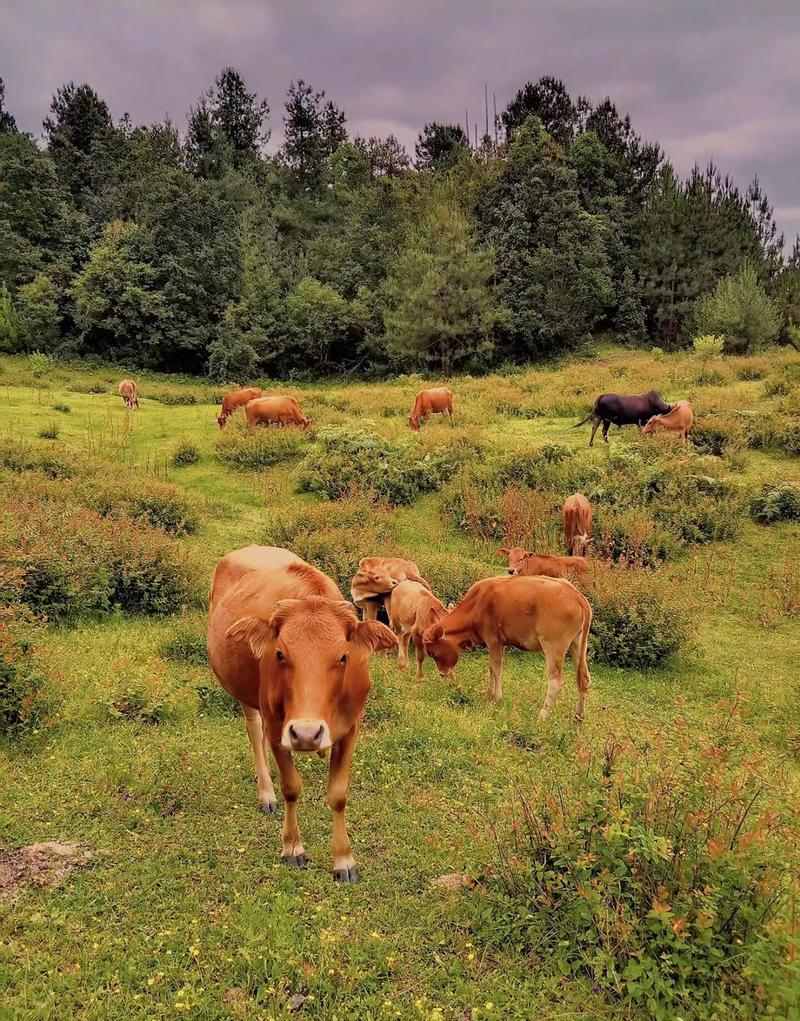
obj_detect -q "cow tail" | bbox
[576,599,592,693]
[573,411,594,429]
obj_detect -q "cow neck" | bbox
[441,604,479,647]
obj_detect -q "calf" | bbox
[562,493,593,555]
[498,547,589,579]
[218,387,263,428]
[385,579,446,679]
[245,395,311,429]
[409,387,454,430]
[350,556,430,621]
[575,390,671,446]
[422,575,592,720]
[118,379,139,410]
[207,545,396,882]
[642,399,694,442]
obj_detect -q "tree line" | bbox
[1,70,798,378]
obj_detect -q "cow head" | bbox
[408,416,420,431]
[217,413,228,429]
[351,563,403,601]
[421,623,474,677]
[572,533,592,555]
[497,546,529,576]
[227,597,396,753]
[641,415,663,435]
[647,391,672,415]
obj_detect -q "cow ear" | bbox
[429,624,445,642]
[226,616,272,658]
[352,620,397,653]
[497,547,509,557]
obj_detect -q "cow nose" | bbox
[508,568,515,575]
[283,719,330,752]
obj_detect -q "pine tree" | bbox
[502,77,578,149]
[43,82,112,204]
[283,80,347,188]
[186,68,269,176]
[0,78,17,133]
[414,123,469,171]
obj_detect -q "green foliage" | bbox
[149,391,198,406]
[481,700,797,1017]
[207,334,258,383]
[750,482,800,524]
[298,426,445,506]
[106,670,175,726]
[27,351,52,380]
[693,264,780,353]
[414,122,469,172]
[16,274,61,351]
[170,438,200,467]
[215,416,308,470]
[128,490,199,536]
[196,683,239,717]
[0,283,22,351]
[38,423,59,440]
[0,568,55,735]
[160,616,207,665]
[587,565,689,667]
[690,418,745,457]
[52,402,71,413]
[383,203,494,375]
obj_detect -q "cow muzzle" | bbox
[282,719,332,753]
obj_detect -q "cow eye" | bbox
[275,649,285,662]
[339,653,348,666]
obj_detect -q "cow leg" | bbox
[447,407,454,427]
[589,416,601,447]
[328,723,360,882]
[363,600,379,622]
[242,705,277,814]
[414,637,426,680]
[397,631,410,669]
[270,744,307,866]
[570,634,591,723]
[487,644,504,700]
[602,421,610,443]
[539,645,566,720]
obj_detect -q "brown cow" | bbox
[409,387,454,431]
[498,547,589,579]
[217,387,263,428]
[642,399,694,442]
[422,575,592,720]
[385,579,446,679]
[118,379,139,410]
[562,493,593,555]
[207,545,396,882]
[245,395,311,429]
[350,556,430,621]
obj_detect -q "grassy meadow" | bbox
[1,347,800,1020]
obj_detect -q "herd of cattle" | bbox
[114,376,694,880]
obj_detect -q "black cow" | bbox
[574,391,672,446]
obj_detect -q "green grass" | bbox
[1,349,800,1019]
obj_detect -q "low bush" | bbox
[0,438,78,479]
[586,564,689,667]
[478,698,799,1018]
[298,427,443,506]
[52,402,71,413]
[267,498,397,593]
[735,360,766,381]
[413,552,494,606]
[160,616,207,665]
[750,482,800,524]
[38,423,59,440]
[170,438,200,467]
[196,683,240,716]
[129,489,199,536]
[690,419,745,457]
[594,507,677,566]
[150,391,198,405]
[0,568,55,735]
[106,663,176,725]
[764,379,790,398]
[67,381,107,394]
[215,416,308,471]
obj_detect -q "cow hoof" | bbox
[333,866,360,883]
[259,800,279,815]
[538,709,550,721]
[283,853,309,869]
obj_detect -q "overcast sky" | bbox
[3,0,799,246]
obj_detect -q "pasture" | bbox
[2,346,800,1020]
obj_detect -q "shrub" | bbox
[413,552,493,606]
[216,416,308,471]
[170,438,200,467]
[38,423,59,440]
[735,360,766,381]
[0,568,55,735]
[594,507,677,566]
[196,683,240,716]
[665,493,740,545]
[586,564,689,667]
[52,402,71,413]
[267,499,397,593]
[106,664,176,725]
[750,483,800,524]
[480,698,798,1018]
[150,391,198,406]
[693,264,780,354]
[297,427,441,506]
[690,419,745,457]
[160,616,207,665]
[763,378,789,398]
[67,381,107,394]
[693,333,724,382]
[129,489,199,536]
[0,438,77,479]
[27,351,52,381]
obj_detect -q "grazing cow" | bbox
[409,387,454,431]
[574,390,672,446]
[498,547,589,580]
[207,545,396,882]
[422,575,592,719]
[245,395,311,429]
[217,387,263,428]
[350,556,430,621]
[118,379,139,410]
[642,399,694,442]
[562,493,593,555]
[385,579,446,679]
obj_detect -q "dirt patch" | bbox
[0,842,94,901]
